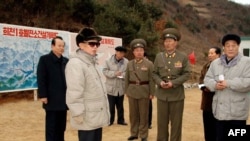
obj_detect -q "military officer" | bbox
[152,28,190,141]
[125,39,155,141]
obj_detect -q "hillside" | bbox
[159,0,250,78]
[0,0,249,80]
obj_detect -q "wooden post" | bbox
[33,89,37,101]
[191,64,195,82]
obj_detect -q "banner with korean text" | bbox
[0,23,70,93]
[0,23,122,93]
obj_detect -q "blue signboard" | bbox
[0,23,70,92]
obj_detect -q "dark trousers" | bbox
[148,99,152,126]
[202,111,216,141]
[78,128,102,141]
[216,120,246,141]
[45,110,67,141]
[108,94,125,124]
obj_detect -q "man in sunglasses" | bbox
[65,27,110,141]
[103,46,128,126]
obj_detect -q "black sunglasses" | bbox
[83,41,101,47]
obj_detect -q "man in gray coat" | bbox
[103,46,128,126]
[204,34,250,141]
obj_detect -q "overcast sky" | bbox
[230,0,250,5]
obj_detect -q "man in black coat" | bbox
[37,36,68,141]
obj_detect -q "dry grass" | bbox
[0,89,249,141]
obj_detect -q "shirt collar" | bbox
[220,53,242,67]
[165,51,176,58]
[113,55,124,64]
[134,58,144,64]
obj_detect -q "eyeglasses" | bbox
[83,41,101,47]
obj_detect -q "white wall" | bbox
[239,37,250,57]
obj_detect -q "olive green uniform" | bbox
[125,58,155,139]
[153,51,190,141]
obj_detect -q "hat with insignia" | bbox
[161,28,181,41]
[221,34,241,46]
[115,46,127,52]
[130,38,147,50]
[76,27,102,46]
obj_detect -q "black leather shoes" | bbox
[118,122,128,125]
[141,138,147,141]
[127,136,138,140]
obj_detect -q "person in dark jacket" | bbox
[37,36,68,141]
[199,46,221,141]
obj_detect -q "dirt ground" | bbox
[0,88,249,141]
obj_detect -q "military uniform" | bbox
[152,28,190,141]
[125,39,155,141]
